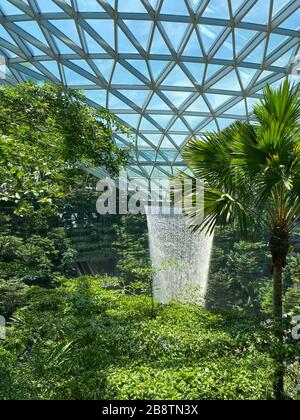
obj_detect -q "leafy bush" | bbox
[208,235,271,314]
[0,229,77,287]
[0,279,29,319]
[0,277,276,400]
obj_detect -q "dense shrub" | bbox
[0,279,29,319]
[0,277,276,400]
[0,229,77,287]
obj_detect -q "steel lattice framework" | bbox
[0,0,299,179]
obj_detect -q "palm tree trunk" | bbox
[272,263,284,400]
[270,229,289,400]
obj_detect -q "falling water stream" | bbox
[145,207,214,305]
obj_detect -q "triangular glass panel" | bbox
[147,94,171,110]
[272,0,290,18]
[272,50,293,67]
[161,136,176,148]
[21,62,44,75]
[70,59,94,75]
[245,40,266,64]
[116,113,140,128]
[183,62,205,84]
[224,100,247,116]
[123,20,152,50]
[127,60,150,79]
[142,150,158,161]
[24,42,46,56]
[169,118,188,131]
[246,97,260,113]
[53,36,76,54]
[137,136,154,148]
[266,33,289,57]
[93,60,114,81]
[189,0,201,11]
[77,0,103,12]
[63,66,95,85]
[217,118,236,130]
[118,0,147,12]
[140,117,158,131]
[184,116,204,130]
[109,93,132,110]
[186,95,210,113]
[150,27,170,54]
[161,90,191,108]
[118,90,150,108]
[50,20,81,46]
[198,25,225,53]
[84,31,105,53]
[161,151,178,162]
[213,70,241,91]
[214,34,234,60]
[205,64,223,81]
[238,68,257,89]
[202,0,230,19]
[85,90,107,107]
[86,20,115,46]
[160,0,190,15]
[255,70,274,84]
[231,0,245,15]
[118,28,139,53]
[0,26,17,45]
[0,0,24,15]
[149,60,170,81]
[112,63,143,85]
[41,61,61,79]
[145,134,162,146]
[202,120,218,132]
[16,21,48,44]
[234,29,258,55]
[182,30,203,57]
[279,8,300,29]
[152,167,169,178]
[161,22,189,50]
[206,93,233,110]
[170,134,187,147]
[162,65,194,87]
[242,0,271,24]
[151,114,173,129]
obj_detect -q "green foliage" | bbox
[0,83,129,228]
[262,255,300,316]
[207,228,271,314]
[113,215,151,287]
[285,362,300,400]
[0,279,28,319]
[0,277,276,400]
[0,229,76,288]
[0,82,130,318]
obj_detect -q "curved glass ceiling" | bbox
[0,0,299,179]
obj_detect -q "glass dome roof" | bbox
[0,0,299,178]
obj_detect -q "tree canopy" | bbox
[0,82,130,224]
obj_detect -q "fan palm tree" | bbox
[181,80,300,399]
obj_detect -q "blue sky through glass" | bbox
[0,0,299,178]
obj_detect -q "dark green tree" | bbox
[0,82,130,291]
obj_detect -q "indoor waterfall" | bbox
[145,207,214,305]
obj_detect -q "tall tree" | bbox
[0,82,130,232]
[181,81,300,399]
